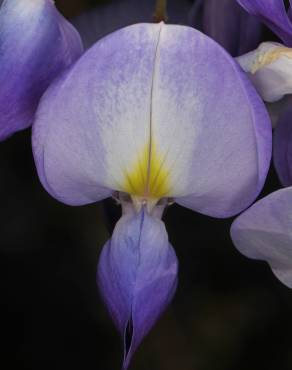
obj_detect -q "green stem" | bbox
[153,0,168,22]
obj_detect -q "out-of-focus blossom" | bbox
[0,0,83,141]
[189,0,262,56]
[231,187,292,289]
[229,0,292,286]
[236,0,292,103]
[237,42,292,103]
[237,0,292,46]
[32,23,271,368]
[73,0,191,49]
[235,0,292,186]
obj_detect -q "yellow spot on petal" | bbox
[123,140,171,201]
[251,46,292,74]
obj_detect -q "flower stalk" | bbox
[153,0,168,22]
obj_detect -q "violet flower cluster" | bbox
[229,1,292,290]
[1,0,292,369]
[194,0,292,297]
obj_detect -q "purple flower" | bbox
[227,0,292,293]
[236,0,292,104]
[0,0,83,141]
[235,0,292,186]
[231,187,292,289]
[32,23,271,368]
[189,0,263,56]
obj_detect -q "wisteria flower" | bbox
[225,0,292,301]
[231,186,292,289]
[236,0,292,104]
[31,22,271,368]
[231,100,292,287]
[0,0,83,141]
[234,0,292,188]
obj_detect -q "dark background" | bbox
[1,1,291,370]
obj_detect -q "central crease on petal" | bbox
[120,23,171,208]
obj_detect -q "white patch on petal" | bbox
[237,42,292,102]
[100,24,163,194]
[151,25,202,197]
[2,0,48,17]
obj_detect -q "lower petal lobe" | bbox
[97,209,178,369]
[231,187,292,288]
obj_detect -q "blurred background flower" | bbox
[0,0,83,141]
[233,0,292,192]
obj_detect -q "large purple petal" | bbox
[32,23,271,216]
[164,31,271,217]
[73,0,191,49]
[190,0,263,57]
[0,0,83,141]
[231,187,292,288]
[97,209,178,369]
[273,105,292,186]
[32,24,161,205]
[237,0,292,46]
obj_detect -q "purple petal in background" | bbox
[231,187,292,289]
[237,0,292,46]
[190,0,262,56]
[289,1,292,22]
[0,0,83,141]
[266,95,292,128]
[97,209,178,369]
[273,105,292,186]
